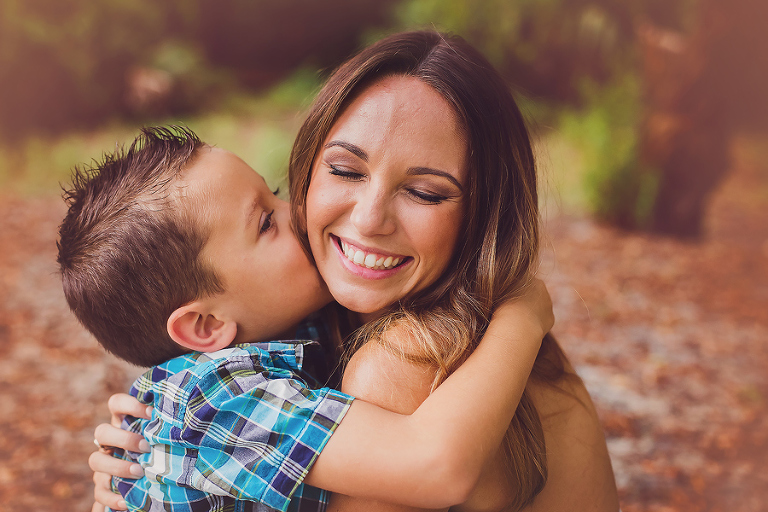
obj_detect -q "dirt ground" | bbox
[0,148,765,511]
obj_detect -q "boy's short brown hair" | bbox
[57,126,223,366]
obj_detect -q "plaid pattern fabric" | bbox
[111,342,353,512]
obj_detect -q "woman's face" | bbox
[306,75,468,319]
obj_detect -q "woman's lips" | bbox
[331,235,411,278]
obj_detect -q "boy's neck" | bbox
[234,323,302,347]
[273,323,301,341]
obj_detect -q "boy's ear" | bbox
[167,302,237,353]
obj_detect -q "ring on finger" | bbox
[93,438,117,455]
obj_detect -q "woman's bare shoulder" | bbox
[524,372,620,511]
[342,327,436,415]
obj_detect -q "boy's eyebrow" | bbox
[323,140,368,162]
[245,198,260,229]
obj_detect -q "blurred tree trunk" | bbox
[637,0,731,238]
[638,0,768,238]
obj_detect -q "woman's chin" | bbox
[341,301,389,321]
[328,290,393,321]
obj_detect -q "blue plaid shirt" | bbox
[111,341,354,512]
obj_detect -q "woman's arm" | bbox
[305,285,549,507]
[92,280,552,510]
[322,333,447,512]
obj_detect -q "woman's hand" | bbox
[90,393,152,511]
[494,278,554,337]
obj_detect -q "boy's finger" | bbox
[94,423,149,453]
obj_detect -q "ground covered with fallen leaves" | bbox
[0,149,765,511]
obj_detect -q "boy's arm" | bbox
[91,280,551,511]
[305,279,551,508]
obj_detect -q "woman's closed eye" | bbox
[406,188,449,204]
[329,164,365,181]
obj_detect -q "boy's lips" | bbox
[331,235,411,278]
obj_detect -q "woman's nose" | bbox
[349,186,396,237]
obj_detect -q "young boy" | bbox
[59,126,551,511]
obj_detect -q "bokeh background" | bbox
[0,1,766,510]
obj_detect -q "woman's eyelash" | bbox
[408,189,448,204]
[328,164,364,180]
[272,187,280,196]
[260,210,275,234]
[328,163,448,203]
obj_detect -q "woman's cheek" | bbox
[419,206,463,281]
[305,176,339,264]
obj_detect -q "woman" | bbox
[93,31,618,511]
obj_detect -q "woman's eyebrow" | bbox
[407,167,464,191]
[323,140,368,162]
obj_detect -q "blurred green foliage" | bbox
[558,74,657,227]
[0,0,394,141]
[4,0,765,233]
[0,0,192,138]
[392,0,640,102]
[0,70,320,196]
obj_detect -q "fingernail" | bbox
[138,439,150,453]
[129,463,144,477]
[118,499,127,509]
[145,406,153,417]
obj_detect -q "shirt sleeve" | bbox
[146,354,353,512]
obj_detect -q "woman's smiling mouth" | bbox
[333,236,410,271]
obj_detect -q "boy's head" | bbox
[58,126,330,367]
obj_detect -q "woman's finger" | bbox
[107,393,152,427]
[89,450,144,479]
[92,470,128,510]
[94,423,149,453]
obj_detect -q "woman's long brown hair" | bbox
[290,31,571,510]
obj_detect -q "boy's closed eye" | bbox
[260,210,275,234]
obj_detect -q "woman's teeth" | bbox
[340,240,402,270]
